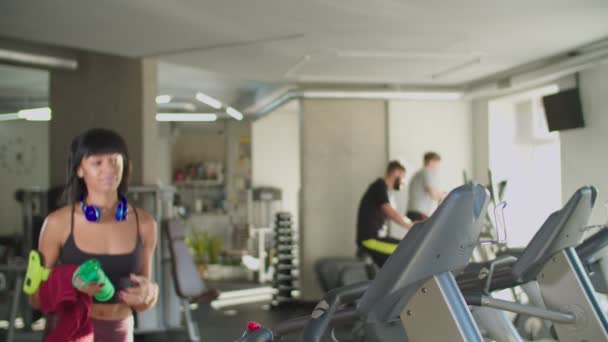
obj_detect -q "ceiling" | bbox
[1,0,607,110]
[157,61,261,108]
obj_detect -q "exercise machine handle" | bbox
[302,281,368,342]
[483,255,518,294]
[234,322,273,342]
[479,201,508,246]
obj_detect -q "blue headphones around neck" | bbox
[80,194,128,222]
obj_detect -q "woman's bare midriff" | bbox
[90,302,133,320]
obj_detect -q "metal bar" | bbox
[480,296,576,324]
[520,281,552,331]
[215,287,276,300]
[23,192,33,256]
[0,47,77,70]
[258,229,266,283]
[436,272,484,341]
[484,255,517,293]
[21,193,34,329]
[182,299,200,342]
[471,306,522,342]
[211,294,274,310]
[7,275,24,342]
[154,189,165,330]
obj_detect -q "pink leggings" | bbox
[91,316,134,342]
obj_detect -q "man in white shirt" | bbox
[407,152,446,220]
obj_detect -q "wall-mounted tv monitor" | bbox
[542,88,585,132]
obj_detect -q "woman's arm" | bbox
[29,213,64,308]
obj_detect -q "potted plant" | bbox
[185,229,226,279]
[184,229,208,277]
[205,236,224,280]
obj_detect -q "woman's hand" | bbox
[76,282,104,297]
[118,274,158,309]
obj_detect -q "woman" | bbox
[31,128,159,341]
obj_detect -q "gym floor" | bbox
[139,302,316,342]
[0,303,316,342]
[2,302,315,342]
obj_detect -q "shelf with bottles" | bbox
[173,161,224,187]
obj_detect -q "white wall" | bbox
[0,121,50,235]
[561,63,608,226]
[300,99,387,300]
[387,100,473,236]
[472,99,491,185]
[251,101,300,228]
[488,97,562,247]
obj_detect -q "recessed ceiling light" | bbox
[195,92,223,109]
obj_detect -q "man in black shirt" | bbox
[356,160,414,266]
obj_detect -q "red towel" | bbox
[38,264,93,342]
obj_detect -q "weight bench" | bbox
[165,219,219,342]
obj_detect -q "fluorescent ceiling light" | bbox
[0,107,53,122]
[226,107,244,120]
[157,102,197,111]
[155,95,172,104]
[300,91,463,101]
[0,113,20,121]
[155,113,217,122]
[19,107,52,121]
[195,92,222,109]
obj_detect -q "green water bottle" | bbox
[72,259,114,302]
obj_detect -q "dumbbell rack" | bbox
[272,212,299,306]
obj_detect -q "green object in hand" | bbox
[72,259,114,302]
[23,250,51,295]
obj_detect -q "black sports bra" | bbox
[58,204,143,304]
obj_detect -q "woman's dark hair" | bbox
[63,128,130,204]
